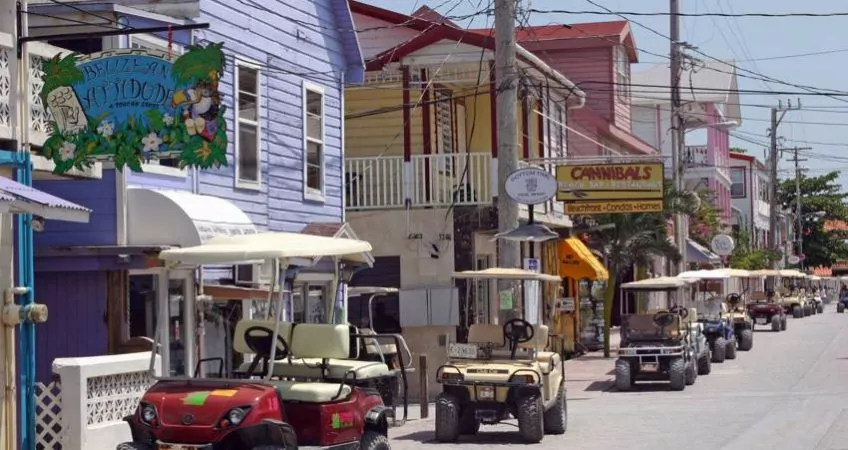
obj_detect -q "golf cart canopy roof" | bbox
[778,269,806,278]
[620,277,696,290]
[808,275,822,281]
[749,269,780,276]
[678,269,730,280]
[347,286,399,296]
[159,232,374,265]
[452,268,561,282]
[711,268,757,278]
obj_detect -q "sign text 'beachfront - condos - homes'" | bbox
[39,44,228,174]
[555,162,665,214]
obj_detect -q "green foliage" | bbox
[172,42,226,85]
[730,147,748,154]
[728,226,779,270]
[688,189,721,248]
[40,53,84,105]
[777,171,848,268]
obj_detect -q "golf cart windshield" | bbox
[154,232,374,380]
[449,268,560,360]
[695,298,723,320]
[619,277,695,342]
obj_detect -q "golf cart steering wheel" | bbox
[243,326,291,360]
[668,305,689,319]
[503,318,535,344]
[652,311,677,327]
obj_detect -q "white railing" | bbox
[683,145,709,168]
[346,153,494,210]
[35,352,160,450]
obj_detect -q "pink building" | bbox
[630,61,743,227]
[510,22,657,156]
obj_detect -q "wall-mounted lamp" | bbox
[31,216,44,232]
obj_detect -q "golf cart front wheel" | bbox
[543,383,567,435]
[738,329,754,351]
[817,305,824,314]
[668,357,686,391]
[517,393,544,443]
[725,339,737,360]
[434,393,461,442]
[684,360,696,386]
[614,359,633,391]
[793,307,803,318]
[771,315,781,332]
[781,316,788,330]
[712,337,727,363]
[838,304,845,313]
[360,431,391,450]
[697,350,711,375]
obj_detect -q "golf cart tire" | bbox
[668,357,686,391]
[738,329,754,351]
[116,444,152,450]
[517,393,545,443]
[459,410,480,435]
[804,306,811,317]
[818,305,824,314]
[838,304,845,313]
[360,431,391,450]
[697,350,711,375]
[614,359,633,391]
[434,393,461,442]
[725,339,737,360]
[793,306,803,318]
[684,360,696,386]
[712,337,727,363]
[771,315,781,331]
[543,383,567,435]
[811,306,817,315]
[781,316,787,330]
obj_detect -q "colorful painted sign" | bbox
[331,412,356,429]
[182,391,211,406]
[39,43,228,173]
[563,200,663,215]
[555,163,664,202]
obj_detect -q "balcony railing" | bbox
[683,145,709,168]
[345,152,565,219]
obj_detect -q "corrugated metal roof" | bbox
[0,177,90,217]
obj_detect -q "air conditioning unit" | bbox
[233,262,273,286]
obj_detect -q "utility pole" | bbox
[669,0,687,274]
[767,100,801,274]
[494,0,519,323]
[786,147,811,269]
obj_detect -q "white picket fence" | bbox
[34,353,160,450]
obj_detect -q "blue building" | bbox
[25,0,366,379]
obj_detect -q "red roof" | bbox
[515,21,629,41]
[811,266,832,277]
[411,5,458,27]
[824,220,848,232]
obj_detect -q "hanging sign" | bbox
[504,167,558,205]
[39,44,228,173]
[710,233,735,257]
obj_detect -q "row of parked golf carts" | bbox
[614,268,834,392]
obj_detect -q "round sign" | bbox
[504,167,558,205]
[710,234,735,256]
[787,255,801,265]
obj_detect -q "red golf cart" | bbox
[118,232,394,450]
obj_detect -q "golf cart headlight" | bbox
[440,372,463,383]
[140,403,157,425]
[227,407,247,425]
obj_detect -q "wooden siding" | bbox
[566,119,602,157]
[612,47,631,131]
[353,13,420,59]
[536,48,613,120]
[198,0,349,231]
[33,169,117,246]
[346,88,422,157]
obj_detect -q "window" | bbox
[731,167,746,198]
[303,82,325,200]
[235,61,261,188]
[616,46,630,100]
[550,103,566,157]
[758,173,770,202]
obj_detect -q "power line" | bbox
[526,8,848,18]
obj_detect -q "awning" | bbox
[0,177,90,222]
[558,237,609,280]
[687,238,721,264]
[127,188,257,247]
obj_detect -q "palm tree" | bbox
[587,181,699,357]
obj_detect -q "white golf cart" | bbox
[435,268,566,444]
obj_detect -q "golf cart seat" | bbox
[467,324,507,348]
[270,380,352,403]
[237,322,392,381]
[467,324,559,374]
[750,291,767,301]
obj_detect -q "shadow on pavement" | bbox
[611,382,677,393]
[583,380,613,391]
[392,428,531,445]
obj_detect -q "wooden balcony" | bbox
[345,152,567,222]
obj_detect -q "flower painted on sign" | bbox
[59,142,76,161]
[142,132,163,153]
[96,120,114,137]
[163,113,174,126]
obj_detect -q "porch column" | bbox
[488,61,498,198]
[157,269,171,376]
[421,69,432,202]
[521,91,530,159]
[402,66,413,206]
[183,275,196,377]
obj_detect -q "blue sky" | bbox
[361,0,848,187]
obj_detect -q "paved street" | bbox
[389,305,848,450]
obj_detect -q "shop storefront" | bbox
[555,237,609,355]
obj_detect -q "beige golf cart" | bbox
[435,268,565,444]
[778,269,810,318]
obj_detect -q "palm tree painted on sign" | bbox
[586,181,700,357]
